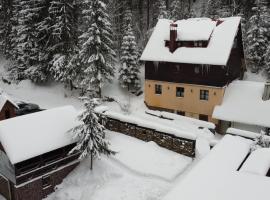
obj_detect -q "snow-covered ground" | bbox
[108,131,192,181]
[0,195,5,200]
[44,131,193,200]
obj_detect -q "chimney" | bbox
[169,23,178,53]
[262,81,270,101]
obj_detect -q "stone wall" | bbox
[106,118,195,157]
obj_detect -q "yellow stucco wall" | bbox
[145,80,226,124]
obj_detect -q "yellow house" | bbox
[140,17,245,125]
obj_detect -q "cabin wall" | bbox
[12,161,79,200]
[144,80,225,124]
[0,175,11,200]
[145,60,242,87]
[0,102,16,121]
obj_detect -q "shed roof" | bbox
[0,106,79,164]
[213,81,270,127]
[140,17,241,65]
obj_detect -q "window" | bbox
[200,90,209,100]
[177,111,185,116]
[42,175,51,188]
[155,84,162,95]
[199,114,208,122]
[176,87,184,97]
[5,110,10,119]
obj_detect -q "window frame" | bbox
[176,87,185,98]
[200,89,209,101]
[155,84,162,95]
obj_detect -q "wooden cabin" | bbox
[140,17,245,125]
[0,106,80,200]
[0,93,18,121]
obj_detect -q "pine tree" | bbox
[170,0,190,20]
[265,47,270,77]
[119,21,140,91]
[170,0,182,21]
[70,97,114,170]
[0,0,13,55]
[158,0,169,19]
[246,0,269,73]
[10,0,45,81]
[77,0,116,97]
[47,0,78,87]
[206,0,222,19]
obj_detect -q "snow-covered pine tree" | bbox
[158,0,169,19]
[246,0,269,73]
[77,0,116,97]
[48,0,78,88]
[170,0,182,21]
[0,0,12,55]
[206,0,222,19]
[11,0,45,81]
[70,97,114,170]
[265,47,270,77]
[119,18,140,91]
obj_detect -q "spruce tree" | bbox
[119,20,140,91]
[206,0,222,19]
[77,0,116,97]
[11,0,45,81]
[246,0,269,73]
[48,0,78,87]
[170,0,182,21]
[265,47,270,77]
[158,0,169,19]
[70,97,114,170]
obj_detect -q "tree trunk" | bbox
[90,151,93,170]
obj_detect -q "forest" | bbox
[0,0,269,97]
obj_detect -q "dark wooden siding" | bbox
[0,101,16,121]
[11,162,78,200]
[14,144,79,185]
[145,29,244,87]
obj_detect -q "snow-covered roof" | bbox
[140,17,241,65]
[0,106,79,164]
[163,135,270,200]
[0,91,18,111]
[213,81,270,127]
[240,148,270,176]
[167,18,217,41]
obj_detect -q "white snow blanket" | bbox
[44,131,192,200]
[163,135,270,200]
[0,106,80,164]
[108,131,192,180]
[227,128,270,140]
[141,17,240,65]
[213,81,270,128]
[240,148,270,176]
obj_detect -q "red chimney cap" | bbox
[170,23,178,27]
